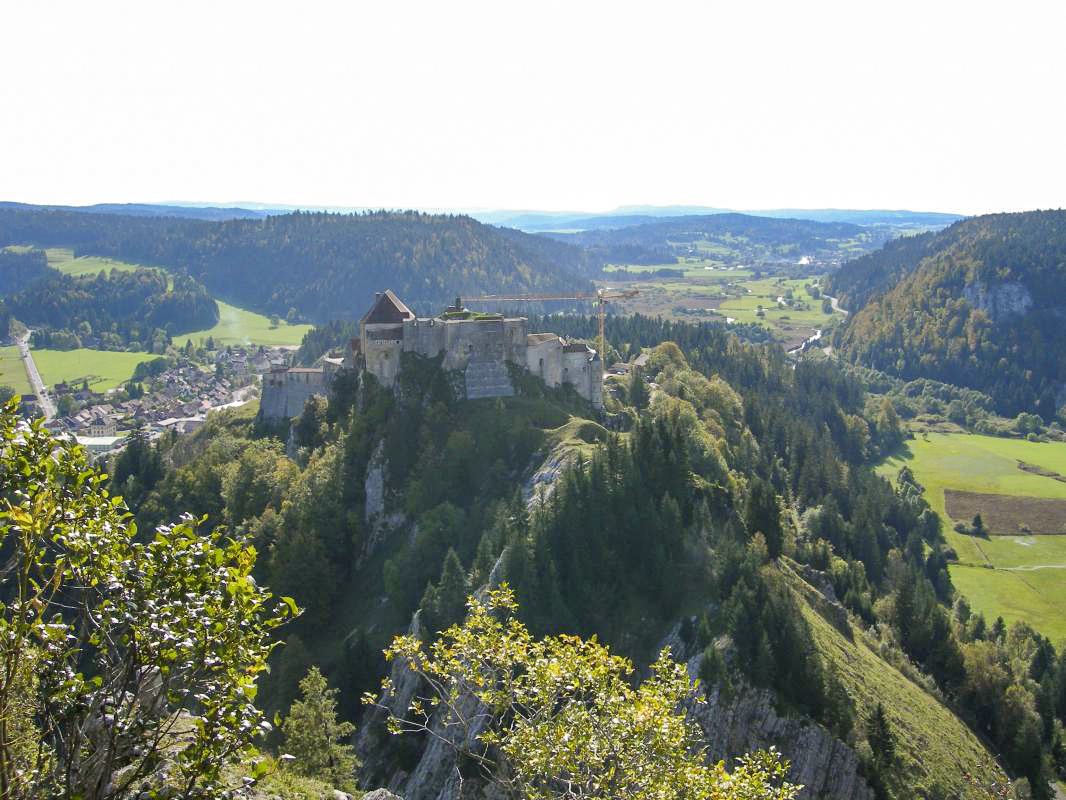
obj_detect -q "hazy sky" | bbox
[3,0,1064,215]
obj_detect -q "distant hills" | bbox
[828,210,1066,417]
[2,200,962,232]
[0,206,597,322]
[473,206,963,232]
[0,201,268,221]
[541,212,898,269]
[0,200,966,326]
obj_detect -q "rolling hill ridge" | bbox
[0,206,598,322]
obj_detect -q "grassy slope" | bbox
[787,565,996,799]
[176,301,313,348]
[33,348,154,391]
[39,248,313,348]
[0,346,31,395]
[45,247,153,278]
[878,433,1066,643]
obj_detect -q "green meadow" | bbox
[177,301,312,348]
[45,247,156,278]
[32,348,154,392]
[21,248,312,349]
[878,433,1066,642]
[714,276,833,330]
[0,346,32,395]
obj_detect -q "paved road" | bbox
[825,294,848,315]
[17,332,56,420]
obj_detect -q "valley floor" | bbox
[879,433,1066,642]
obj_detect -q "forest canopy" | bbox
[829,211,1066,417]
[0,207,599,322]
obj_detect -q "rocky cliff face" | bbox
[692,683,873,800]
[357,612,873,800]
[962,280,1033,322]
[359,439,409,568]
[522,443,581,509]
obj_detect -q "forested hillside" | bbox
[112,312,1066,799]
[0,247,55,295]
[829,210,1066,417]
[0,206,599,321]
[4,263,218,351]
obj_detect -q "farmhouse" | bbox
[261,290,603,419]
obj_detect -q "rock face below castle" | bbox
[360,290,602,407]
[260,290,603,419]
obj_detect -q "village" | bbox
[37,345,295,456]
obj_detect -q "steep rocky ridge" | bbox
[353,557,1003,800]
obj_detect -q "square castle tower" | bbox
[359,290,602,407]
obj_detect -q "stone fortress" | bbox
[261,289,602,419]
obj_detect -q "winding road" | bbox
[17,332,56,420]
[825,294,848,315]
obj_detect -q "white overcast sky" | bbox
[3,0,1064,215]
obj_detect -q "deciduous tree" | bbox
[367,585,799,800]
[0,404,295,798]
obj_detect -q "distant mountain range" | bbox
[471,206,964,232]
[0,201,269,221]
[1,201,964,231]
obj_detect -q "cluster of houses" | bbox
[40,346,294,455]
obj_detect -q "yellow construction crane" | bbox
[460,288,638,375]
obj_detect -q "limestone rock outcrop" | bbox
[962,280,1034,322]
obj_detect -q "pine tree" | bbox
[628,367,649,410]
[867,702,896,763]
[744,478,784,559]
[422,548,470,635]
[282,666,358,786]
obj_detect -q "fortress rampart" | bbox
[261,290,602,419]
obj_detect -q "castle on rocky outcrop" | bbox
[260,290,602,419]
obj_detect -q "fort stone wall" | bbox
[263,291,603,420]
[261,368,327,419]
[363,325,405,387]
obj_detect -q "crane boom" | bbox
[461,289,638,379]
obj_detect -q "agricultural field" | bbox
[0,346,32,395]
[44,247,160,278]
[598,266,841,349]
[177,301,313,348]
[878,432,1066,642]
[945,489,1066,535]
[32,348,154,392]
